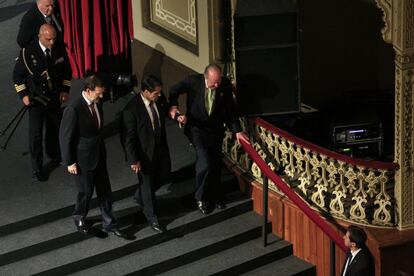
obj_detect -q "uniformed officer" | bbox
[13,24,71,181]
[17,0,63,48]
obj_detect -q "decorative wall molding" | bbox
[406,0,414,48]
[375,0,414,229]
[142,0,199,54]
[154,0,197,39]
[397,68,414,228]
[375,0,393,43]
[395,53,414,64]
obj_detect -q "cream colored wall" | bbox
[132,0,210,73]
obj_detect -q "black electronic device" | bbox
[333,123,382,144]
[330,121,383,159]
[333,141,382,159]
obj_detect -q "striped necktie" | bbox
[149,102,161,142]
[89,103,99,128]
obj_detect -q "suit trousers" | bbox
[134,147,165,224]
[28,104,61,171]
[190,130,224,202]
[134,171,161,224]
[72,158,115,230]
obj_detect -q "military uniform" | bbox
[13,39,71,176]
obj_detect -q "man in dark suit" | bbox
[341,225,374,276]
[168,64,249,215]
[17,0,63,48]
[59,74,125,238]
[13,24,71,181]
[121,75,170,233]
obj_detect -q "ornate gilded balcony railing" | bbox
[223,117,400,227]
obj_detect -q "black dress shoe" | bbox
[103,227,127,238]
[32,171,45,181]
[75,220,88,234]
[196,200,209,215]
[150,222,166,233]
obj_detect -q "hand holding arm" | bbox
[169,106,187,127]
[67,163,78,174]
[168,106,179,120]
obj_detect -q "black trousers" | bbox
[134,171,161,224]
[189,128,224,202]
[72,159,116,230]
[28,104,61,172]
[134,148,165,224]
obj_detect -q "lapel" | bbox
[196,75,209,117]
[136,94,153,134]
[35,5,48,24]
[348,250,363,271]
[32,41,48,70]
[155,100,165,128]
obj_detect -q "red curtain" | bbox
[58,0,134,78]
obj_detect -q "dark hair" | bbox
[204,63,222,77]
[83,73,106,91]
[141,74,162,92]
[347,225,367,248]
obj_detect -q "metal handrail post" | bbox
[262,176,269,247]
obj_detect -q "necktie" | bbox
[45,16,52,24]
[45,48,51,67]
[149,102,161,141]
[89,103,99,129]
[205,88,215,115]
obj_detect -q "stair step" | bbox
[73,211,266,275]
[244,255,316,276]
[156,235,293,276]
[0,184,137,238]
[0,180,244,264]
[0,197,138,265]
[0,195,251,275]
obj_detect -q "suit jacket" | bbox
[17,2,63,48]
[13,39,71,105]
[59,96,106,171]
[341,247,374,276]
[121,93,171,179]
[169,74,241,139]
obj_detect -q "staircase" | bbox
[0,177,315,275]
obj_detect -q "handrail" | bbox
[255,117,399,171]
[239,138,348,252]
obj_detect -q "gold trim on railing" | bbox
[223,118,397,227]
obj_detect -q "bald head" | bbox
[38,24,56,49]
[37,0,55,16]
